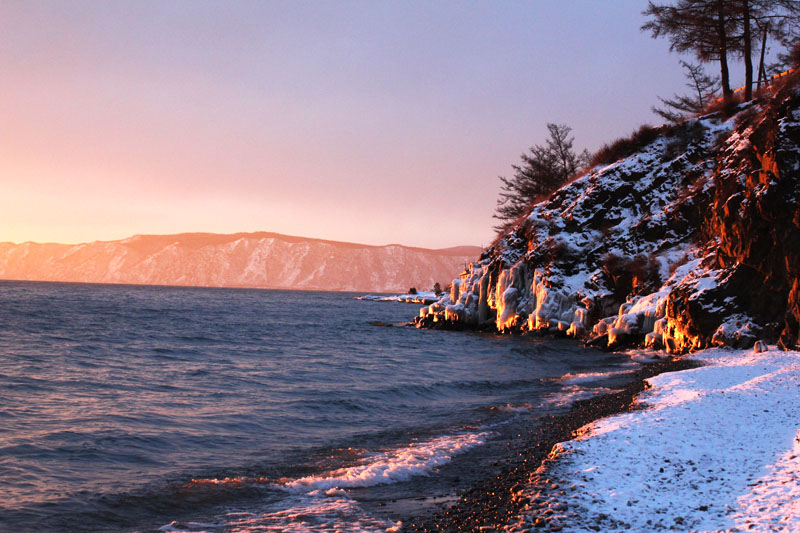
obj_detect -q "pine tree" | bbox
[653,61,720,121]
[644,1,800,102]
[493,124,590,229]
[643,0,739,100]
[750,1,800,82]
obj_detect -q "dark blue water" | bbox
[0,281,638,531]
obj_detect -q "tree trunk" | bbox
[718,1,733,100]
[757,22,769,91]
[743,0,753,100]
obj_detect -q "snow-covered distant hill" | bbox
[0,232,479,293]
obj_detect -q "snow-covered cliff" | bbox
[0,232,479,293]
[417,76,800,353]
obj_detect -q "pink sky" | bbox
[1,1,747,249]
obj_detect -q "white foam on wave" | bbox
[282,431,491,492]
[539,385,617,408]
[559,369,635,385]
[229,494,401,532]
[160,520,221,532]
[491,402,534,413]
[160,492,401,532]
[161,431,490,532]
[625,348,666,363]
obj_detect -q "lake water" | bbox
[0,281,639,531]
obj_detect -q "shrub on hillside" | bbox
[590,125,661,167]
[629,254,662,295]
[702,93,742,119]
[600,253,661,297]
[789,41,800,69]
[662,120,709,161]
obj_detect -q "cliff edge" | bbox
[416,75,800,353]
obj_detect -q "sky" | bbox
[0,1,759,249]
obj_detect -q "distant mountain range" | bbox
[0,232,480,293]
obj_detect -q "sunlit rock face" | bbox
[702,91,800,350]
[0,232,479,293]
[416,76,800,353]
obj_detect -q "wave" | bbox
[160,431,489,532]
[160,493,401,532]
[487,402,535,413]
[559,368,636,385]
[182,476,273,489]
[539,385,618,408]
[352,377,548,404]
[281,431,491,491]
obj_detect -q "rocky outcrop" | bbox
[0,232,479,293]
[706,89,800,349]
[416,75,800,353]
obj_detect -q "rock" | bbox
[567,322,585,338]
[413,77,800,354]
[779,279,800,349]
[585,334,609,348]
[753,340,768,353]
[645,331,662,349]
[607,328,637,350]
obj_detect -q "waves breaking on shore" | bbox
[162,431,491,532]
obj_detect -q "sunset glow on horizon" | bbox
[2,1,713,249]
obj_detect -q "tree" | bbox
[741,1,800,96]
[644,1,800,102]
[653,61,720,121]
[732,1,800,98]
[493,124,590,229]
[751,1,800,81]
[743,0,755,99]
[432,282,443,295]
[643,0,739,100]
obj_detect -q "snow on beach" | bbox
[507,347,800,532]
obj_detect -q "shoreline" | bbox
[402,356,699,532]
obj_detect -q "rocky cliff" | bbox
[416,75,800,353]
[0,232,479,293]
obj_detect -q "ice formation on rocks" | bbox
[416,78,800,353]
